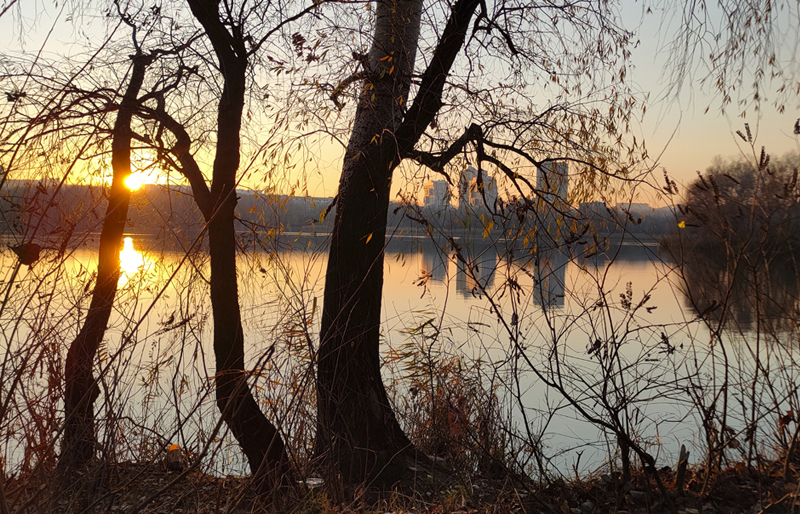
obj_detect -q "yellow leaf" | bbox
[678,221,686,228]
[483,220,494,239]
[366,233,373,244]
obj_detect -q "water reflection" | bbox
[415,241,568,309]
[456,249,497,297]
[680,249,800,332]
[532,249,567,309]
[119,237,145,281]
[0,232,701,478]
[420,248,447,282]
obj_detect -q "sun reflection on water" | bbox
[119,237,145,278]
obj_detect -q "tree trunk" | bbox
[206,188,292,491]
[60,52,150,478]
[317,0,481,486]
[316,0,424,487]
[186,0,292,492]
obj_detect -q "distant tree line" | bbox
[2,179,681,248]
[675,152,800,259]
[1,179,684,249]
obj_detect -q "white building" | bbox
[537,161,569,245]
[456,166,497,210]
[458,166,478,210]
[423,180,449,208]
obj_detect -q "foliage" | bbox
[682,148,800,257]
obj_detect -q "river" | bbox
[1,233,795,479]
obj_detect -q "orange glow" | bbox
[125,172,147,191]
[119,237,144,275]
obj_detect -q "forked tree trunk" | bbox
[60,52,151,477]
[316,0,424,486]
[317,0,481,486]
[186,0,292,492]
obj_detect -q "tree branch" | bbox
[137,104,212,218]
[406,123,483,182]
[248,1,325,57]
[394,0,481,152]
[329,72,361,110]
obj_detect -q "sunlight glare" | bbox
[119,237,144,275]
[125,172,147,191]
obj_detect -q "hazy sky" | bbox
[623,1,799,188]
[2,0,798,202]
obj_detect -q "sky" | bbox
[2,0,799,204]
[622,1,800,192]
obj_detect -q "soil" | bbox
[5,458,800,513]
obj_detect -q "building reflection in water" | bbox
[532,248,567,310]
[420,246,447,283]
[455,248,497,297]
[416,241,567,307]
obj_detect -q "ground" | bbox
[5,458,800,513]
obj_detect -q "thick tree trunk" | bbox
[317,0,481,486]
[316,0,424,487]
[186,0,292,492]
[60,53,150,479]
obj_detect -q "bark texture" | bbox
[60,52,150,478]
[186,0,292,492]
[317,0,480,486]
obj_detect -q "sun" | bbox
[125,172,147,191]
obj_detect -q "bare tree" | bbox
[132,0,320,492]
[59,10,158,481]
[315,0,637,486]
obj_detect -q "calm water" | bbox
[1,233,794,477]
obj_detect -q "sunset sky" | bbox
[2,1,798,204]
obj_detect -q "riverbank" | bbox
[7,454,798,513]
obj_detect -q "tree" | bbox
[59,35,153,480]
[316,0,637,486]
[315,0,432,485]
[181,0,294,490]
[674,149,800,329]
[681,149,800,256]
[133,0,319,492]
[6,0,312,493]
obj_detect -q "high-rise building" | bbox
[456,166,497,210]
[458,166,478,210]
[537,161,569,207]
[422,180,449,208]
[468,174,498,209]
[537,161,569,245]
